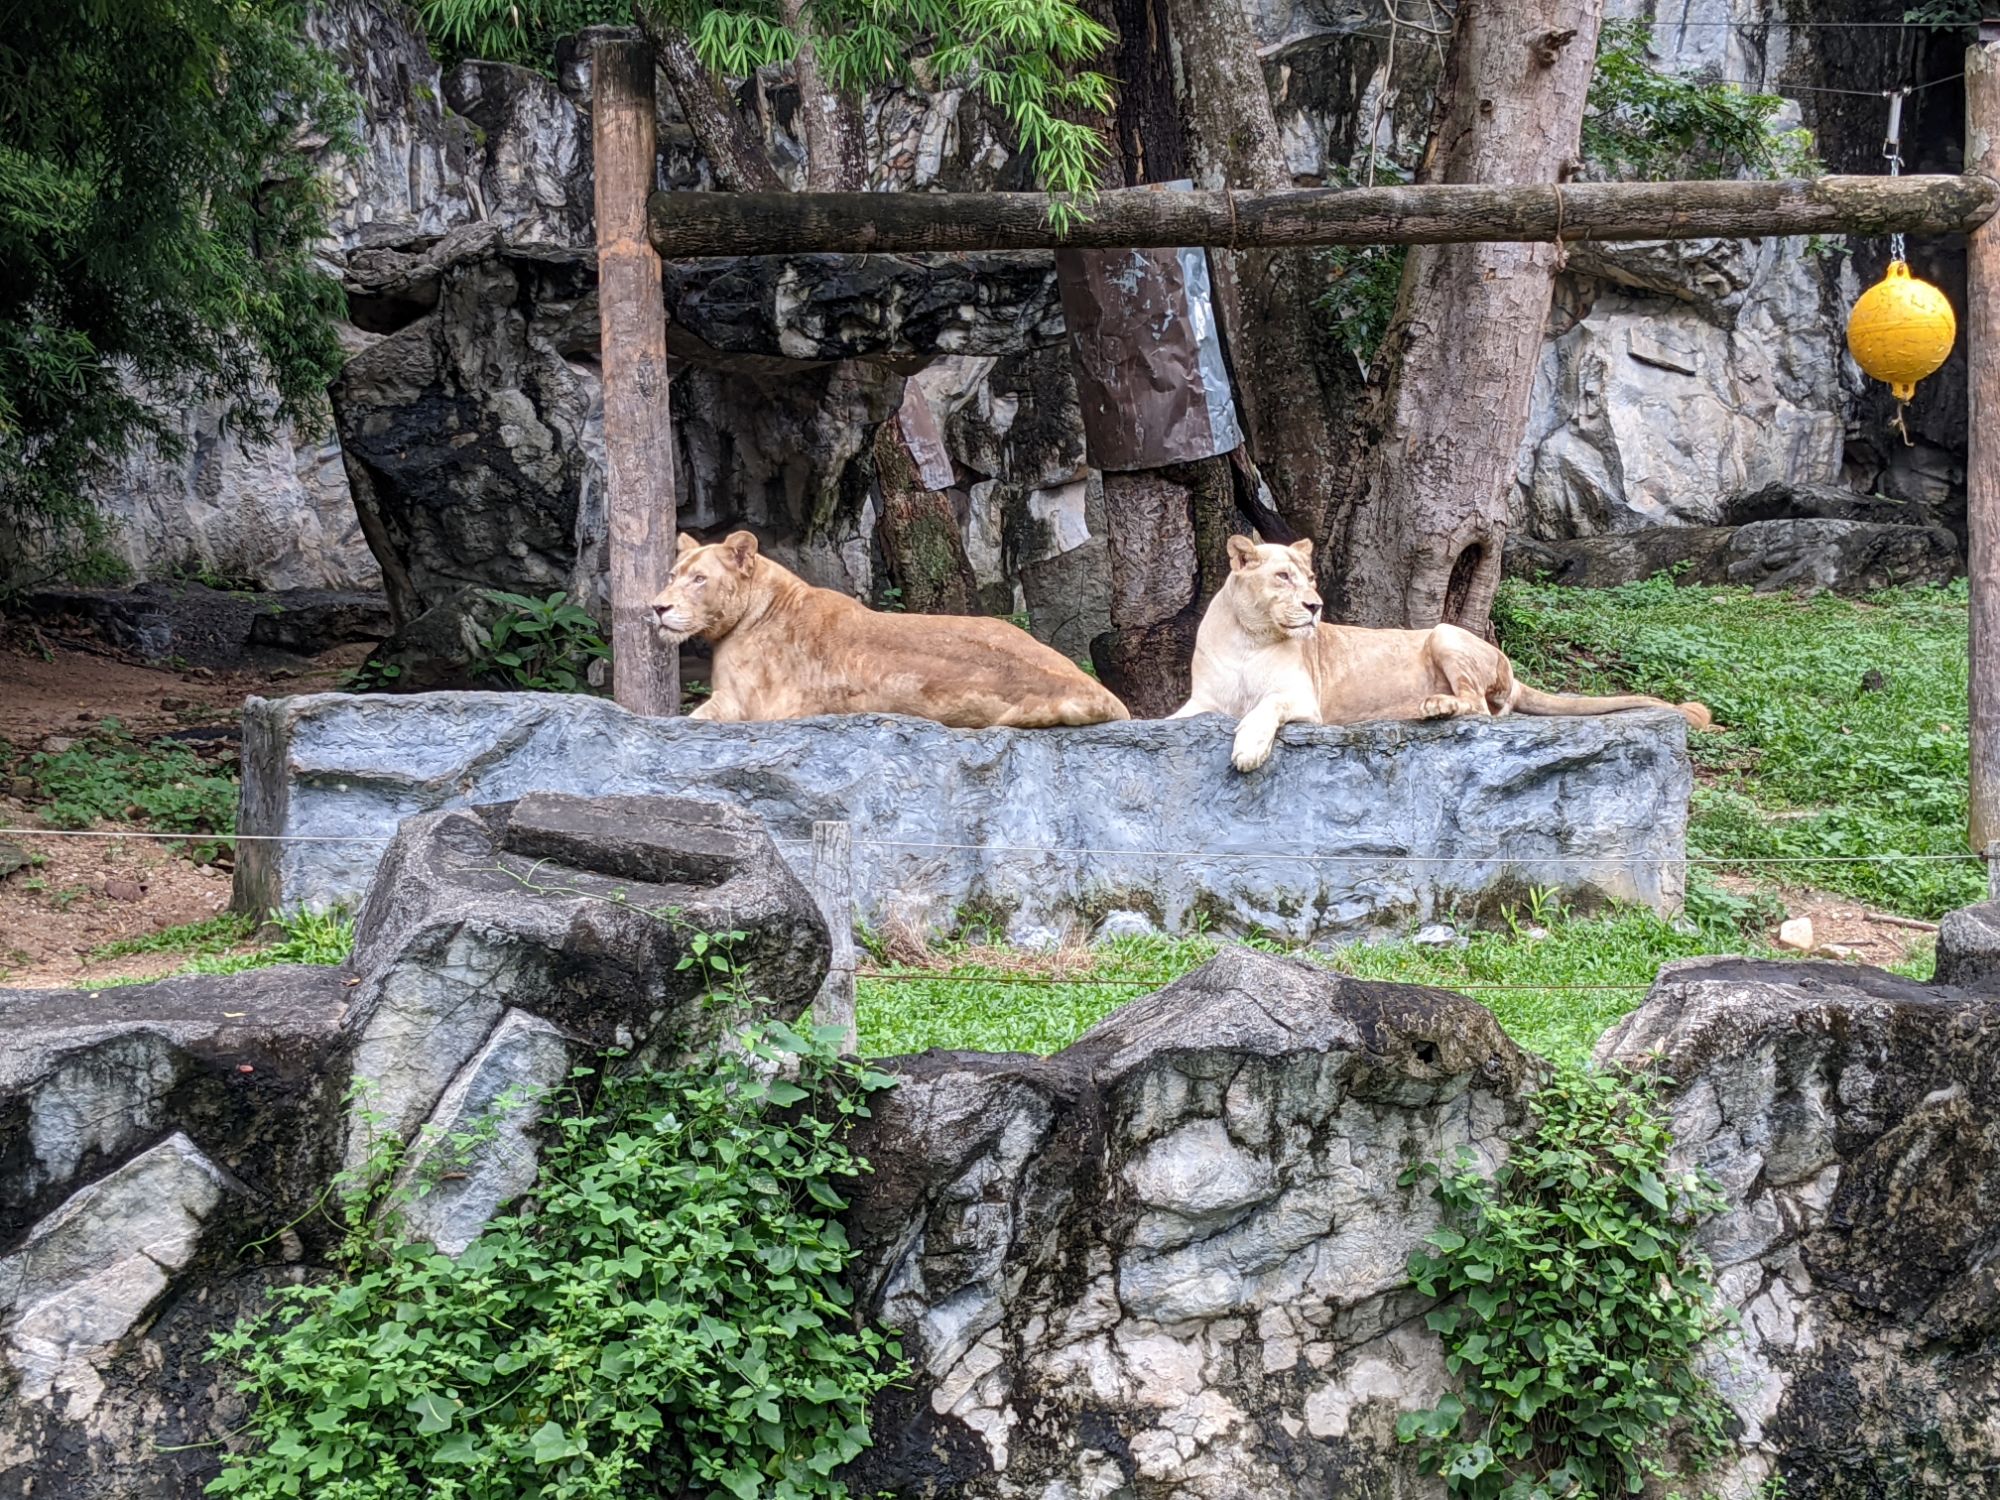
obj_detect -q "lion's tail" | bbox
[1511,683,1711,730]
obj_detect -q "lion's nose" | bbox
[1306,599,1323,617]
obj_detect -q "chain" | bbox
[1886,86,1908,264]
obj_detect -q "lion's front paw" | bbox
[1231,729,1275,772]
[1418,695,1464,719]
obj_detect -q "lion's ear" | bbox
[676,531,702,556]
[1226,535,1260,572]
[721,530,760,571]
[1289,538,1314,563]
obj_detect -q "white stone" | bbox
[1777,916,1815,952]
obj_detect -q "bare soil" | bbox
[0,625,368,989]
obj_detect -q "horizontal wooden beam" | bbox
[649,174,1999,257]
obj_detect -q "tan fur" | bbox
[650,531,1130,727]
[1172,536,1712,771]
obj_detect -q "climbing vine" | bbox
[1397,1064,1732,1499]
[207,936,904,1500]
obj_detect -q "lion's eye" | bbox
[692,574,708,587]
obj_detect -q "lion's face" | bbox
[1225,536,1322,640]
[650,531,761,645]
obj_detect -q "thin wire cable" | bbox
[857,970,1657,992]
[0,826,1982,866]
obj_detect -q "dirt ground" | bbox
[0,623,368,988]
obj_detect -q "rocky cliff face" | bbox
[79,0,1958,622]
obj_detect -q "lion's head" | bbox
[650,530,762,645]
[1224,535,1322,641]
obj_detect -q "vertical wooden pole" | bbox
[592,32,679,716]
[811,821,858,1053]
[1970,30,2000,869]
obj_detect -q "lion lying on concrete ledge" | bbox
[651,531,1131,727]
[1173,536,1712,771]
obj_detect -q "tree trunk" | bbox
[873,399,981,615]
[1162,0,1351,553]
[1326,0,1605,631]
[641,21,782,192]
[777,0,867,192]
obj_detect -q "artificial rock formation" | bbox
[844,946,1535,1495]
[234,692,1695,943]
[11,794,2000,1495]
[0,792,827,1498]
[1599,934,2000,1498]
[1504,516,1961,595]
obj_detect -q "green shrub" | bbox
[183,908,355,975]
[472,589,610,694]
[207,941,904,1500]
[1399,1065,1731,1498]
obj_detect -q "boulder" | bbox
[842,946,1535,1495]
[244,590,393,653]
[234,691,1695,942]
[1505,517,1960,595]
[1599,955,2000,1494]
[339,792,828,1168]
[0,966,350,1241]
[1935,898,2000,990]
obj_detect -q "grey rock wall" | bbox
[0,791,827,1498]
[1599,953,2000,1497]
[12,794,2000,1495]
[231,691,1693,942]
[843,946,1536,1496]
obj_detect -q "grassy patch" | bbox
[22,718,238,861]
[1493,576,1978,918]
[92,909,355,986]
[88,911,257,963]
[858,902,1772,1067]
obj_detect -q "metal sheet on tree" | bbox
[1054,183,1243,471]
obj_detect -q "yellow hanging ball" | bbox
[1846,260,1956,403]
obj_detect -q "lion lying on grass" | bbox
[1172,536,1711,771]
[651,531,1131,727]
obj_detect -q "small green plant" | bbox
[1584,21,1819,182]
[89,911,257,964]
[208,936,905,1500]
[1314,242,1407,367]
[344,656,405,692]
[28,718,237,860]
[182,908,355,975]
[472,589,610,693]
[1398,1064,1731,1498]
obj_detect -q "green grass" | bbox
[857,898,1853,1066]
[1494,575,1979,919]
[88,911,257,964]
[23,717,238,861]
[91,909,355,986]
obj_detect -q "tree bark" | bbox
[641,20,782,192]
[1325,0,1605,632]
[777,0,867,192]
[872,409,981,615]
[1160,0,1349,552]
[643,174,1997,255]
[1967,34,2000,856]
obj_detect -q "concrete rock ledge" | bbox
[234,691,1693,942]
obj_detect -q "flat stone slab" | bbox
[235,692,1692,943]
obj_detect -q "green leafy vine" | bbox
[1397,1064,1732,1499]
[207,933,905,1500]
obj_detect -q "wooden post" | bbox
[1971,32,2000,868]
[591,31,679,717]
[810,821,857,1053]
